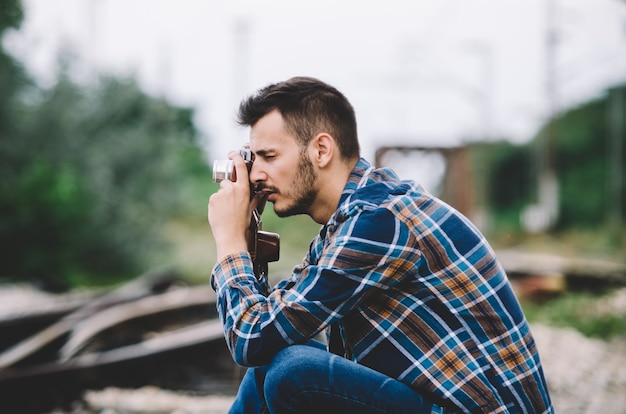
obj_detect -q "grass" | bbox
[521,290,626,341]
[163,205,321,285]
[260,208,322,280]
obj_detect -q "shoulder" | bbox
[334,183,416,245]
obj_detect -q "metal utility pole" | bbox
[524,0,560,233]
[473,43,494,233]
[609,87,624,244]
[232,18,251,143]
[540,0,559,231]
[87,0,99,83]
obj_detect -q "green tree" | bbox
[551,95,620,229]
[487,83,626,238]
[0,0,28,137]
[0,0,213,290]
[486,140,533,231]
[1,58,211,290]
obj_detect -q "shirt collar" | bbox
[338,157,375,206]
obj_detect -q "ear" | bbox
[310,133,334,168]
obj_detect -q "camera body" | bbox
[211,147,279,279]
[212,148,254,183]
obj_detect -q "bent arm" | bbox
[211,208,419,367]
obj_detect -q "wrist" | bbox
[216,238,248,262]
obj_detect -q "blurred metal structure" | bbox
[375,145,478,226]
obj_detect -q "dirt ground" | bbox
[532,324,626,413]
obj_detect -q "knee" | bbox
[266,345,316,383]
[263,345,324,404]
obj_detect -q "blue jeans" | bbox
[228,341,433,414]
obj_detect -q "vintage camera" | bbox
[212,148,279,280]
[212,148,254,183]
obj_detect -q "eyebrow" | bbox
[254,148,276,157]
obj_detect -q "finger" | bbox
[230,153,250,188]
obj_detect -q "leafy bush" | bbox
[522,291,626,340]
[0,71,211,290]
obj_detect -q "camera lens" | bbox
[212,159,235,182]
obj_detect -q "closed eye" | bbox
[257,152,276,161]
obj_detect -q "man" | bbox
[208,76,553,413]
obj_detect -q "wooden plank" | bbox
[0,319,225,382]
[59,285,216,360]
[497,249,626,284]
[0,268,178,369]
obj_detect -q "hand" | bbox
[208,152,252,260]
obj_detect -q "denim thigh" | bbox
[230,342,432,414]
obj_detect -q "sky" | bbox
[6,0,626,171]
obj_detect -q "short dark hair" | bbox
[237,76,360,161]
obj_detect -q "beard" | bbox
[273,154,318,218]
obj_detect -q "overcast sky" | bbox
[7,0,626,166]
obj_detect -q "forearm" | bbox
[210,209,416,367]
[211,251,281,365]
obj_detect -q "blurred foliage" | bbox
[522,290,626,340]
[0,3,211,290]
[551,95,616,230]
[0,0,23,33]
[485,84,626,250]
[261,208,321,280]
[483,140,533,234]
[0,0,27,136]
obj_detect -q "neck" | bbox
[309,158,357,224]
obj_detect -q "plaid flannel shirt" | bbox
[211,158,553,413]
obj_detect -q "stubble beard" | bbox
[273,154,318,218]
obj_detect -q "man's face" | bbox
[249,110,318,218]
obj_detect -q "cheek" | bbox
[276,160,299,182]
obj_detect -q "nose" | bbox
[249,161,266,185]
